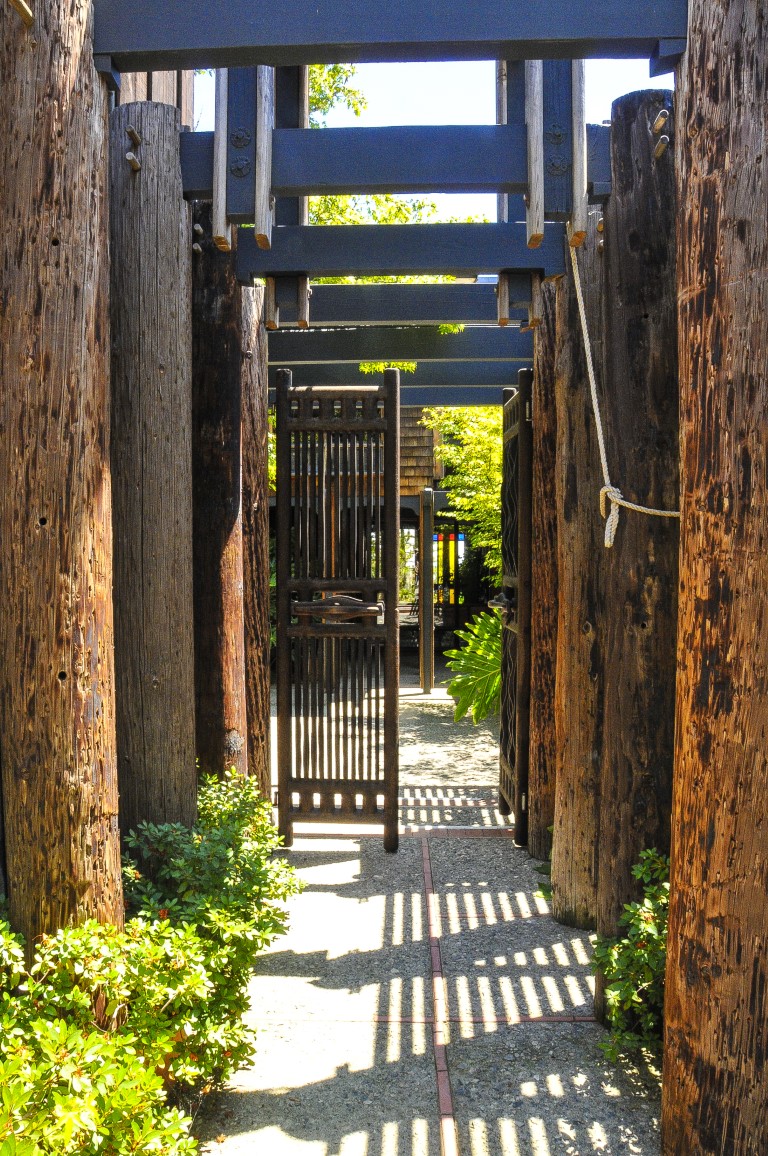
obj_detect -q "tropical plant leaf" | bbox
[444,610,502,723]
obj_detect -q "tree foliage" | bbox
[421,406,503,582]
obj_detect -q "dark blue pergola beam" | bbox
[237,222,566,282]
[270,125,528,198]
[181,123,613,215]
[273,282,531,326]
[268,325,532,364]
[94,0,688,71]
[268,362,528,389]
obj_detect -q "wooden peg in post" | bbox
[528,273,543,329]
[212,69,232,252]
[265,278,279,331]
[125,151,142,172]
[126,125,142,148]
[255,65,275,250]
[525,60,544,248]
[297,277,311,329]
[569,60,588,248]
[8,0,34,26]
[496,272,511,327]
[298,66,310,227]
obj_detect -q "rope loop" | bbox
[569,245,680,549]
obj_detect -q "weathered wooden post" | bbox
[191,204,248,777]
[595,91,678,976]
[110,102,197,833]
[663,0,768,1147]
[0,0,124,940]
[528,279,559,861]
[242,284,273,795]
[550,216,605,927]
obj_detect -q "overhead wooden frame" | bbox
[264,282,532,327]
[236,222,567,283]
[267,362,530,390]
[94,0,688,71]
[267,324,533,365]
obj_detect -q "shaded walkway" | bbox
[196,662,661,1155]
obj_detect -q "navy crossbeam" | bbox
[271,282,531,327]
[237,223,566,282]
[268,325,532,365]
[94,0,688,71]
[268,361,529,390]
[271,125,527,198]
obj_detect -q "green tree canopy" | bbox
[421,406,503,583]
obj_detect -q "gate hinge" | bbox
[272,789,279,807]
[525,399,532,424]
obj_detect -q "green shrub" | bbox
[0,772,299,1154]
[0,1016,196,1155]
[592,849,670,1060]
[444,609,502,723]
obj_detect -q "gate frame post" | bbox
[275,368,294,847]
[514,367,534,846]
[383,369,401,852]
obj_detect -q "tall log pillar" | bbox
[550,217,605,928]
[0,1,123,940]
[242,285,272,795]
[110,102,197,833]
[528,280,559,861]
[191,204,248,777]
[663,0,768,1147]
[595,91,678,969]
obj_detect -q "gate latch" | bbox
[293,595,384,621]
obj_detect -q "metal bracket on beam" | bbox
[94,53,121,93]
[226,67,258,224]
[650,38,686,77]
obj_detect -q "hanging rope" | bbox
[569,244,680,548]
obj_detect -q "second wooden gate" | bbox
[275,368,400,851]
[498,369,533,842]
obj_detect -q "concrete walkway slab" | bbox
[197,670,661,1155]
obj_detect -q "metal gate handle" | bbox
[293,595,384,620]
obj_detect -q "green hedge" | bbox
[0,771,300,1155]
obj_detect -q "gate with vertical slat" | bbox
[275,367,400,851]
[498,369,533,842]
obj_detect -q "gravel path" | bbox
[196,659,661,1155]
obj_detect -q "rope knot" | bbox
[599,485,623,548]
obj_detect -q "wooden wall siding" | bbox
[527,279,558,862]
[0,0,124,941]
[241,284,273,795]
[191,203,249,779]
[400,407,439,497]
[550,215,605,930]
[110,102,197,834]
[595,89,678,948]
[662,0,768,1144]
[118,69,194,127]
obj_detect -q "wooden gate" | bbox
[498,369,533,842]
[275,368,400,851]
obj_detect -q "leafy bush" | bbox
[592,849,670,1060]
[444,609,503,723]
[0,1015,195,1155]
[0,772,299,1154]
